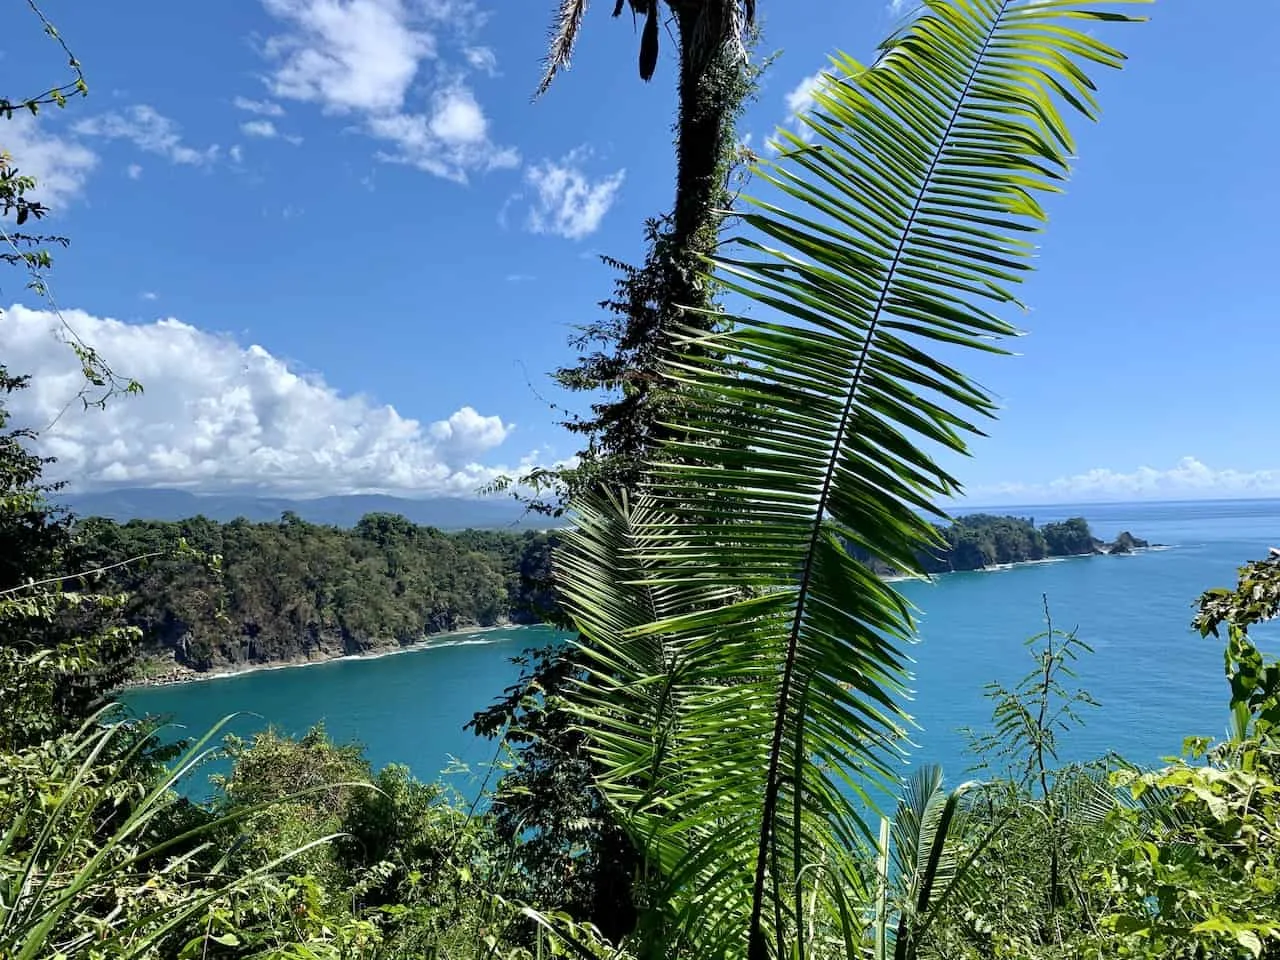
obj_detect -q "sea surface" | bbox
[120,499,1280,801]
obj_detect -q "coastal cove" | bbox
[120,499,1280,797]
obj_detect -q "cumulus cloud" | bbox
[126,163,143,180]
[0,114,98,208]
[428,406,511,461]
[523,148,625,240]
[970,457,1280,505]
[73,105,218,166]
[233,96,286,117]
[261,0,434,114]
[252,0,515,182]
[369,84,518,180]
[0,304,537,497]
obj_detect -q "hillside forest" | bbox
[6,3,1280,960]
[71,514,557,676]
[67,511,1140,678]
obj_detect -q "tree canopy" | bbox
[72,514,557,674]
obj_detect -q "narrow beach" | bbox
[123,622,526,690]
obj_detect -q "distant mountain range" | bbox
[57,487,553,531]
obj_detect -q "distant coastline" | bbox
[881,543,1167,584]
[123,542,1167,689]
[847,514,1157,578]
[122,623,531,690]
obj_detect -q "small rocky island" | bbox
[848,514,1154,576]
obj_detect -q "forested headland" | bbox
[65,509,1148,681]
[851,513,1151,576]
[69,512,557,679]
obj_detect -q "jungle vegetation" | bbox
[8,2,1280,959]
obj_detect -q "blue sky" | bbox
[0,0,1276,505]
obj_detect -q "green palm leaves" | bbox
[880,766,992,960]
[0,712,354,960]
[555,2,1144,957]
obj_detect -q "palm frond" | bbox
[536,0,592,98]
[887,766,988,960]
[1057,764,1119,829]
[557,490,742,871]
[557,2,1145,957]
[892,767,966,912]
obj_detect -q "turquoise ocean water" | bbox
[120,499,1280,800]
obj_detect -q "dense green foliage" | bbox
[9,3,1280,960]
[476,4,765,944]
[0,368,140,748]
[67,514,556,674]
[1042,518,1098,558]
[195,725,555,960]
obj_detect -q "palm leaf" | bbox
[885,766,1004,960]
[892,766,970,921]
[537,0,591,98]
[556,2,1144,957]
[557,489,749,947]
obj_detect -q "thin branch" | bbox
[0,552,165,598]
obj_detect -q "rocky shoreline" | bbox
[1100,531,1151,554]
[122,623,518,690]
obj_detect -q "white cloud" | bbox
[887,0,914,14]
[140,291,159,301]
[73,105,218,166]
[369,84,518,181]
[126,163,143,180]
[230,144,244,164]
[464,45,498,75]
[971,457,1280,505]
[428,406,511,461]
[0,114,98,208]
[786,71,825,117]
[772,70,830,149]
[253,0,514,182]
[241,119,280,138]
[0,304,538,497]
[233,96,286,117]
[523,148,625,240]
[260,0,434,114]
[428,84,485,142]
[240,120,304,145]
